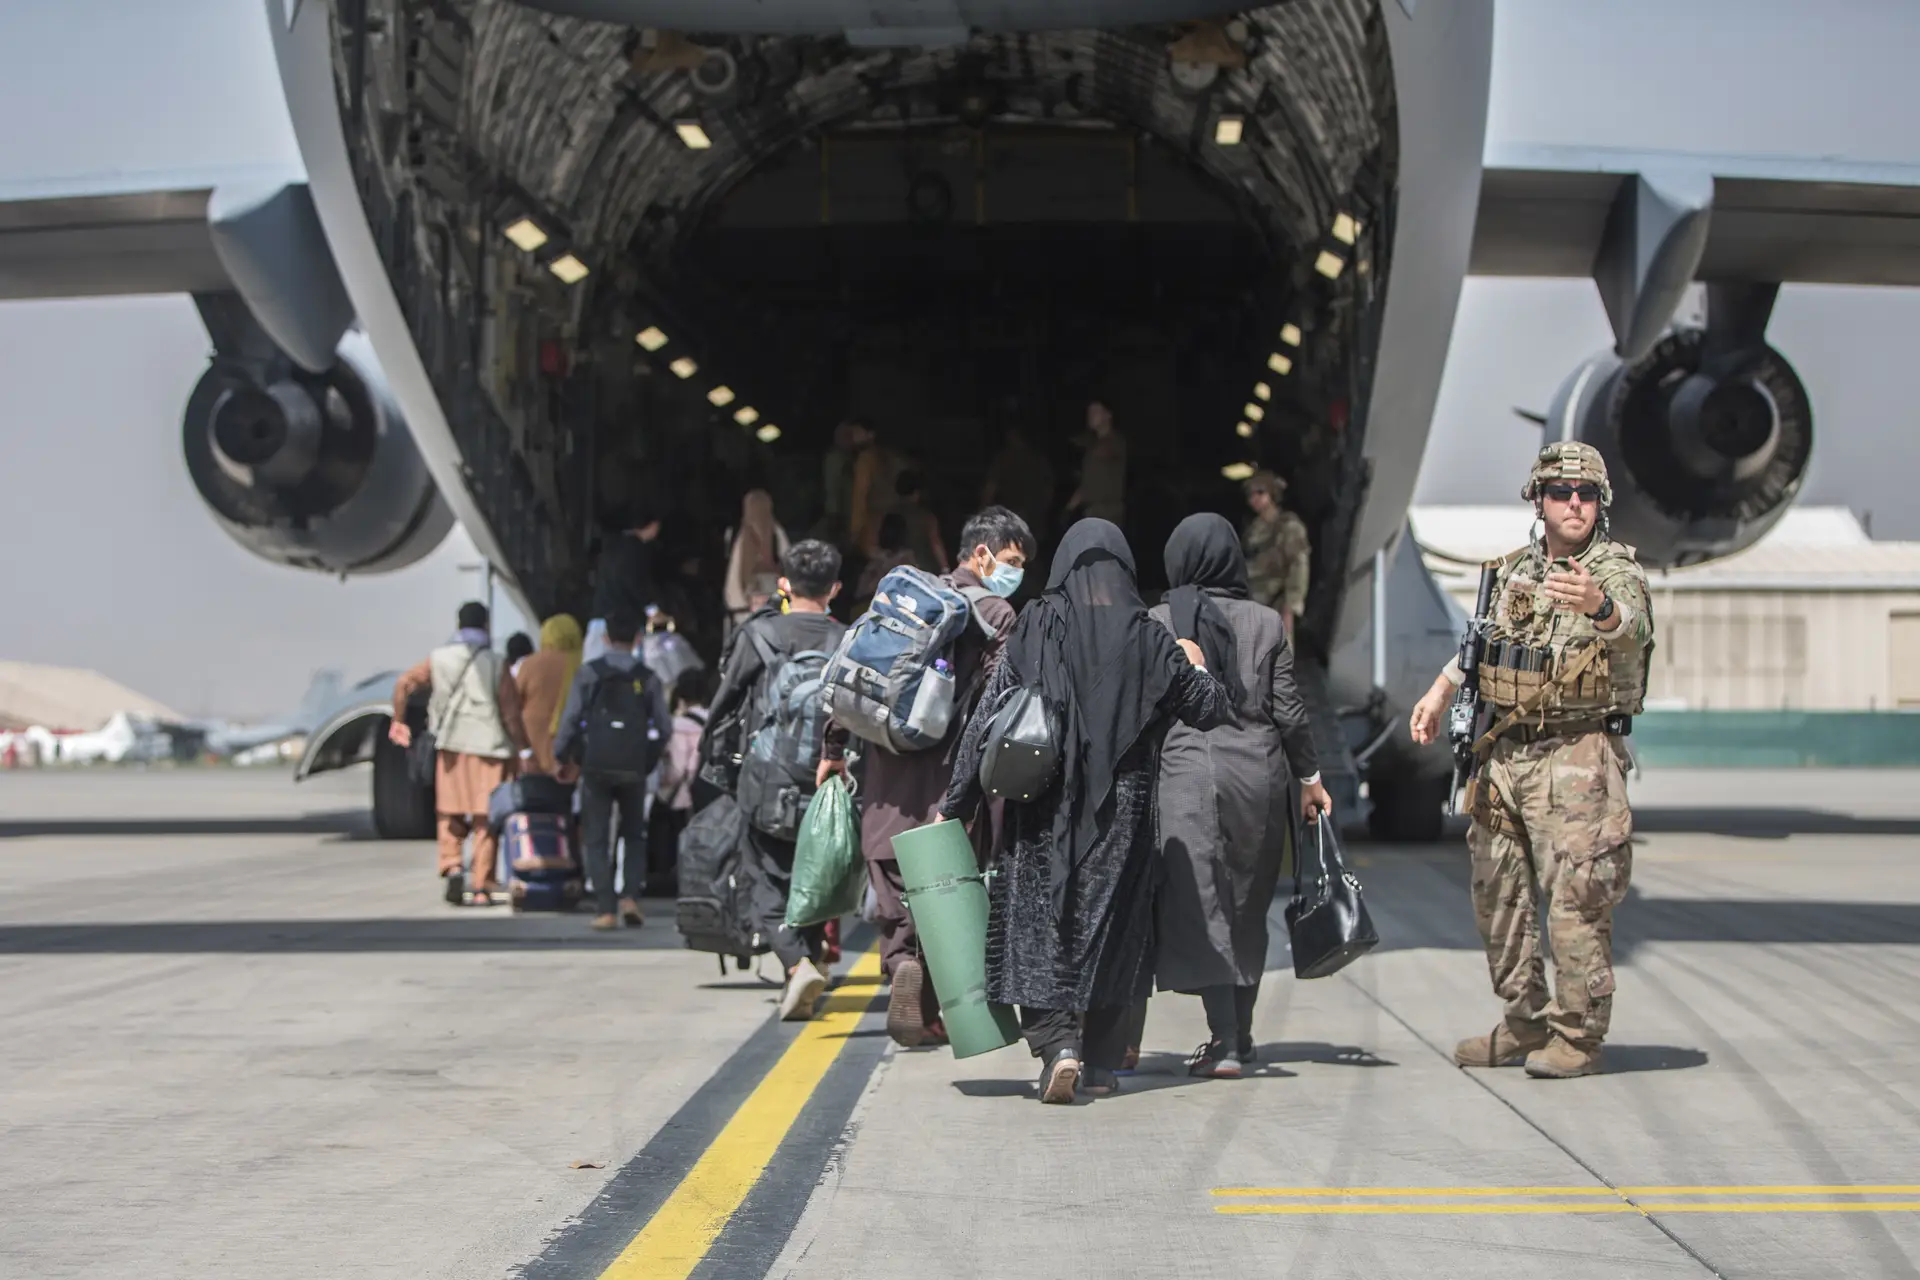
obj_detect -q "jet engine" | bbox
[1547,319,1812,570]
[181,330,453,574]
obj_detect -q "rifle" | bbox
[1446,562,1501,816]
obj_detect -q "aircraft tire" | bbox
[1366,769,1448,844]
[371,723,436,840]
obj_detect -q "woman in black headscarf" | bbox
[1150,513,1332,1078]
[943,519,1232,1103]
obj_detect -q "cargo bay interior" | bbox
[345,2,1395,665]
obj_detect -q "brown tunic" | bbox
[394,658,529,815]
[513,649,574,774]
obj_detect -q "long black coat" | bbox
[1150,595,1320,991]
[944,657,1231,1011]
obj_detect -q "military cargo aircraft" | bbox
[6,0,1920,838]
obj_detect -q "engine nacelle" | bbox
[182,331,453,574]
[1547,327,1813,569]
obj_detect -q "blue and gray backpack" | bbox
[822,566,994,754]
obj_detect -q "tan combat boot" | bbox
[1525,1038,1604,1079]
[1454,1022,1550,1068]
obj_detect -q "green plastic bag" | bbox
[785,775,864,928]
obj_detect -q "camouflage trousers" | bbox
[1466,730,1634,1048]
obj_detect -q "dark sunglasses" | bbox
[1542,483,1601,503]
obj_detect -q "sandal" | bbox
[464,888,500,907]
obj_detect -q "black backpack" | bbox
[580,658,665,777]
[674,794,769,970]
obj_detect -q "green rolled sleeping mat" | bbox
[890,819,1021,1059]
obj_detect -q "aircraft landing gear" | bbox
[371,721,435,840]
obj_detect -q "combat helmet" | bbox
[1243,469,1287,501]
[1522,441,1612,506]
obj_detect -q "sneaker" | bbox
[1188,1040,1243,1079]
[1236,1038,1259,1069]
[618,897,645,927]
[590,914,619,932]
[885,956,931,1048]
[1039,1050,1081,1104]
[779,957,829,1022]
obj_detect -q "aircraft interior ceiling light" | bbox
[733,406,759,425]
[1268,352,1293,375]
[1214,114,1244,146]
[1279,322,1302,346]
[1244,403,1265,421]
[669,356,698,378]
[755,424,782,444]
[707,384,735,405]
[548,254,589,283]
[636,326,668,351]
[1236,421,1255,438]
[675,120,713,150]
[1331,211,1359,244]
[502,217,548,252]
[1253,382,1272,401]
[1221,462,1256,481]
[1314,249,1345,279]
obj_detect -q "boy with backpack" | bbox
[818,506,1034,1047]
[553,610,671,931]
[702,540,848,1020]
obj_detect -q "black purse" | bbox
[978,686,1062,802]
[1284,816,1379,979]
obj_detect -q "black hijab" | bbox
[1163,513,1249,706]
[1003,519,1188,912]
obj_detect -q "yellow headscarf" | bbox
[539,613,584,734]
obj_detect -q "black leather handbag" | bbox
[1284,816,1379,979]
[978,686,1062,803]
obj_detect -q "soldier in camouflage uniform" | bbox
[1408,441,1654,1079]
[1242,471,1311,630]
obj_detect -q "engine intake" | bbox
[183,331,453,574]
[1548,326,1812,569]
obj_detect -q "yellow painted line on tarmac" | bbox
[598,946,884,1280]
[1219,1201,1920,1216]
[1214,1184,1920,1198]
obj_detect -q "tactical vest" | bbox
[1479,539,1652,723]
[427,643,514,759]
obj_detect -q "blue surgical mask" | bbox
[985,559,1025,598]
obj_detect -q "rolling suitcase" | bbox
[502,811,584,913]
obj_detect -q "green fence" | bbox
[1633,711,1920,767]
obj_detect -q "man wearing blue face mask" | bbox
[819,506,1034,1047]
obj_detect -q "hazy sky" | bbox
[3,0,1919,716]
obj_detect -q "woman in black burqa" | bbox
[943,519,1232,1103]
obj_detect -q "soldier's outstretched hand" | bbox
[1544,559,1605,614]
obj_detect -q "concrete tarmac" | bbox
[3,767,1919,1278]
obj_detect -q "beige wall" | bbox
[1437,582,1920,711]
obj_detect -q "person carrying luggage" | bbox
[818,506,1035,1048]
[554,610,671,931]
[702,540,848,1021]
[390,602,530,907]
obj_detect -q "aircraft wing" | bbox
[1472,144,1920,360]
[0,165,314,301]
[1474,143,1920,285]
